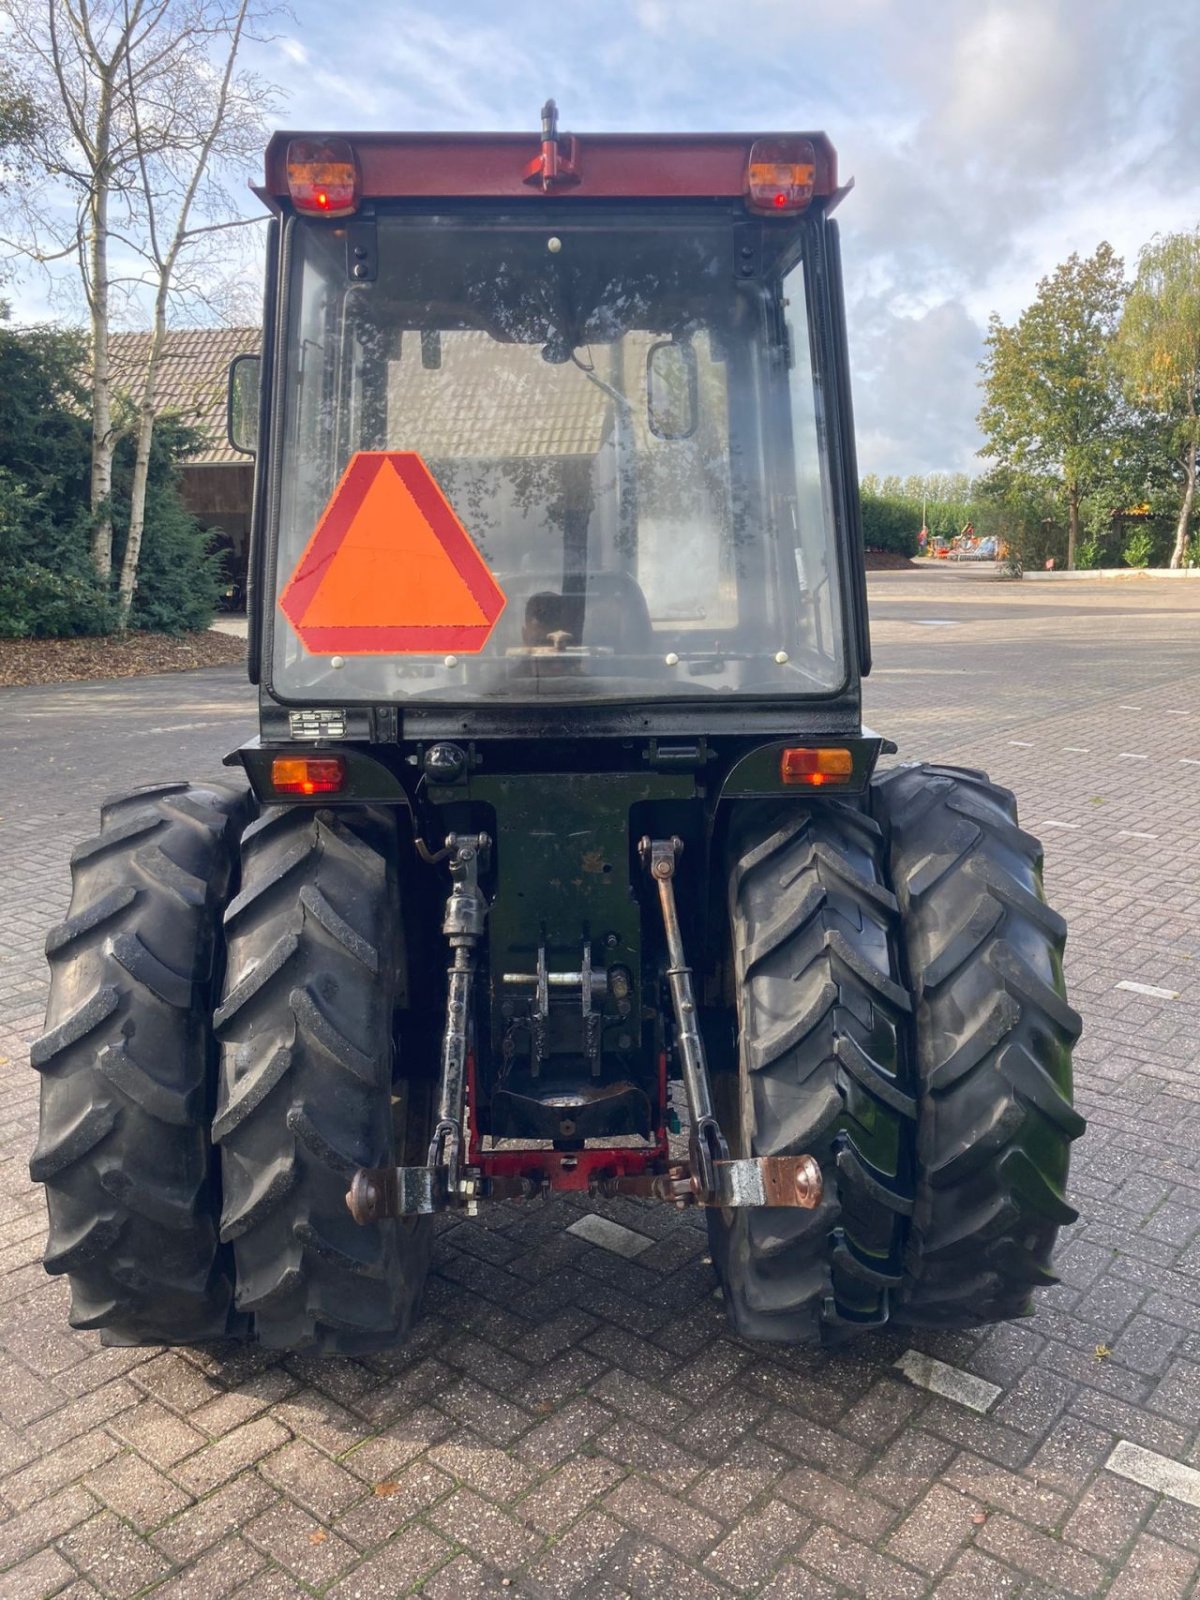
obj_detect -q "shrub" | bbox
[111,418,221,634]
[859,492,919,555]
[1122,527,1155,568]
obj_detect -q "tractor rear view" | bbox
[32,106,1083,1352]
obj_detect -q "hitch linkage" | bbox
[346,831,823,1223]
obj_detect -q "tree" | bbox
[978,244,1127,569]
[0,0,272,604]
[1114,229,1200,568]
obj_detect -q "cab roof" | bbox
[260,128,841,209]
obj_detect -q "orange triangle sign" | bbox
[279,451,506,654]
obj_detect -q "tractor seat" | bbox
[497,571,655,658]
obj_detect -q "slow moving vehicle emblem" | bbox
[279,450,506,654]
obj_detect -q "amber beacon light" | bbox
[286,137,359,216]
[745,138,817,214]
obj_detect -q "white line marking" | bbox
[1118,705,1143,711]
[1118,753,1149,761]
[1117,830,1158,840]
[914,619,962,627]
[1063,746,1090,753]
[1107,1441,1200,1508]
[1040,821,1081,830]
[566,1214,653,1258]
[894,1350,1001,1415]
[1164,710,1189,717]
[1008,740,1034,748]
[1116,980,1180,1000]
[1181,759,1200,766]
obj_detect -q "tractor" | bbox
[32,106,1083,1352]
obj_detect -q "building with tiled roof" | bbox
[108,326,261,463]
[109,326,261,599]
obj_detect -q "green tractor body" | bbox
[32,110,1083,1353]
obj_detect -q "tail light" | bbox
[271,756,347,796]
[746,138,816,215]
[780,747,853,787]
[286,138,359,217]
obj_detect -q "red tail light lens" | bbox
[780,747,853,787]
[746,138,816,215]
[286,138,359,217]
[271,756,346,796]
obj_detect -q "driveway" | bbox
[0,569,1197,1599]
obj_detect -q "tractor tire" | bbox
[710,802,917,1343]
[214,806,431,1354]
[870,763,1084,1326]
[31,780,251,1344]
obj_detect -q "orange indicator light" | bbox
[271,756,347,796]
[286,138,359,217]
[780,747,853,787]
[746,138,817,214]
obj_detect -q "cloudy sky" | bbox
[14,0,1200,477]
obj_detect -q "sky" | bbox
[11,0,1200,478]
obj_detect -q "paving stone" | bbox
[56,1510,173,1598]
[173,1417,290,1496]
[334,1456,455,1550]
[140,1534,266,1600]
[776,1465,898,1543]
[756,1565,840,1600]
[524,1511,625,1599]
[258,1438,365,1520]
[429,1485,543,1569]
[594,1419,707,1493]
[975,1510,1108,1596]
[83,1450,192,1532]
[109,1400,208,1468]
[884,1482,981,1575]
[516,1456,627,1536]
[0,1485,97,1570]
[603,1476,721,1558]
[0,1428,119,1511]
[0,1545,77,1598]
[942,1451,1070,1532]
[151,1475,278,1564]
[595,1533,733,1600]
[799,1524,929,1600]
[703,1496,809,1587]
[1061,1470,1154,1561]
[928,1547,1023,1600]
[421,1552,516,1599]
[246,1495,361,1585]
[323,1525,451,1599]
[1103,1531,1198,1600]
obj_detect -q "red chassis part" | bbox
[466,1053,670,1195]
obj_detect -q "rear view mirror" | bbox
[227,352,261,455]
[646,339,698,440]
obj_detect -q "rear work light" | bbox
[271,756,347,796]
[286,137,359,217]
[746,138,816,215]
[780,747,853,787]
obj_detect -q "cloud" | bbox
[9,0,1199,477]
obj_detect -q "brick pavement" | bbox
[0,572,1197,1599]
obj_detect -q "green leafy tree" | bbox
[0,323,218,636]
[1114,229,1200,568]
[978,244,1127,568]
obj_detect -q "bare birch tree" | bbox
[0,0,274,595]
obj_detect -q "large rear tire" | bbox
[870,764,1084,1325]
[214,807,431,1354]
[709,802,917,1343]
[31,780,251,1344]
